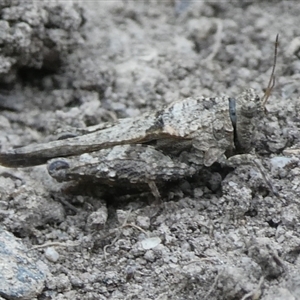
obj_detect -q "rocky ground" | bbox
[1,1,300,299]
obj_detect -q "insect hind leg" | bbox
[226,153,280,198]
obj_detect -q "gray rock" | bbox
[0,228,49,300]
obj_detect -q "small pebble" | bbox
[45,247,60,262]
[141,237,161,250]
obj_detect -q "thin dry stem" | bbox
[261,34,279,108]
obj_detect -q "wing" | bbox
[0,97,199,167]
[0,95,233,168]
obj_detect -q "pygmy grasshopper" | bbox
[0,35,279,199]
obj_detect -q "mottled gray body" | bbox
[0,89,264,196]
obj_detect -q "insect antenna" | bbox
[261,34,279,109]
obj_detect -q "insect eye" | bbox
[241,102,257,117]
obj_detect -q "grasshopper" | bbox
[0,35,278,199]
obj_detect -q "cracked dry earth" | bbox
[1,1,300,299]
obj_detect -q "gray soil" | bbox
[1,1,300,299]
